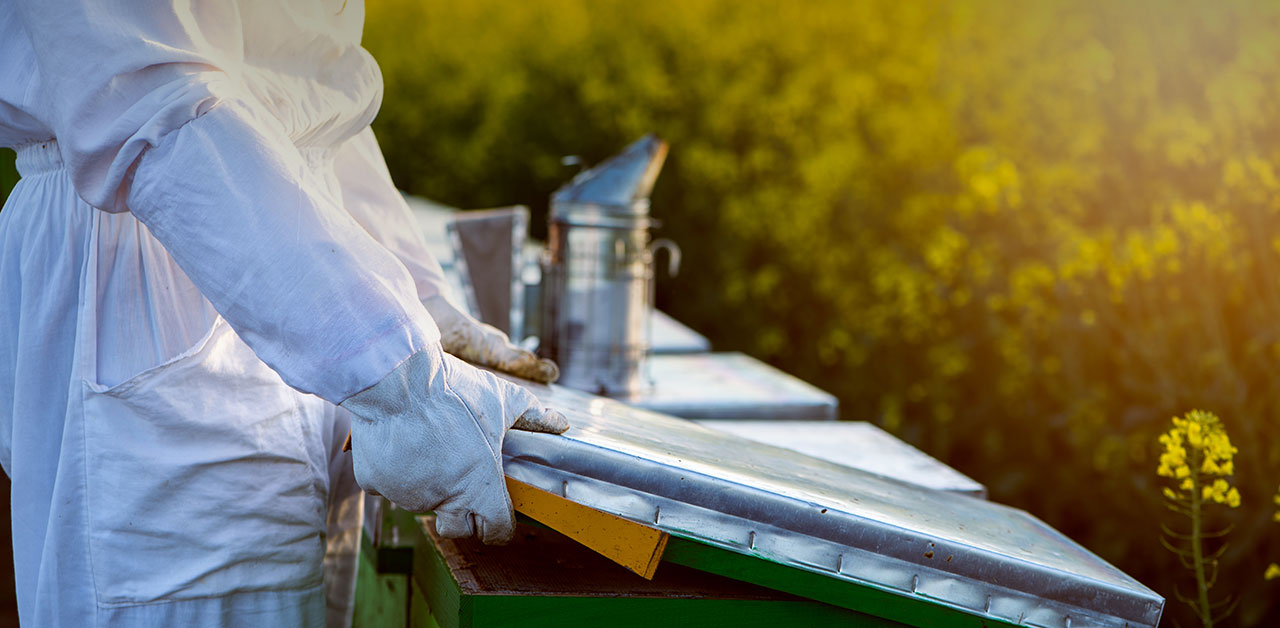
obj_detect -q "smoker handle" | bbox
[649,238,681,277]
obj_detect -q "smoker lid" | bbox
[552,135,668,213]
[498,373,1165,628]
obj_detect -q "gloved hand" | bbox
[339,344,569,544]
[423,294,559,384]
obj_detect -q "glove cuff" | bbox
[339,343,447,421]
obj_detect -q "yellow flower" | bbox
[1274,485,1280,522]
[1269,486,1280,580]
[1157,410,1238,507]
[1200,479,1239,507]
[1186,420,1203,447]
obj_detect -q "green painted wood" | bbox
[468,594,905,627]
[409,579,442,628]
[412,520,468,628]
[352,535,381,626]
[661,537,1019,628]
[408,513,1031,627]
[410,516,911,628]
[378,503,424,574]
[353,536,409,628]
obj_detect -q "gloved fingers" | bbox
[427,293,562,383]
[441,325,559,383]
[461,326,556,384]
[435,510,475,539]
[496,350,560,384]
[534,358,559,383]
[435,506,516,545]
[512,405,570,434]
[478,511,515,545]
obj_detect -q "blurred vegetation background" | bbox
[2,0,1278,624]
[365,0,1280,624]
[0,149,15,207]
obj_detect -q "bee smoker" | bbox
[539,135,678,398]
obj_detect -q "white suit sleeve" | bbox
[332,128,450,302]
[16,1,438,403]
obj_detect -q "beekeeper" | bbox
[0,2,565,626]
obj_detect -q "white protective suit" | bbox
[0,1,562,626]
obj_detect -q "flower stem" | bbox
[1190,447,1212,628]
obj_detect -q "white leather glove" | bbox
[339,344,569,544]
[423,294,559,384]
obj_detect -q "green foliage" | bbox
[0,148,17,207]
[366,1,1280,623]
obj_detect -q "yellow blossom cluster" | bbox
[1269,486,1280,581]
[1157,410,1240,507]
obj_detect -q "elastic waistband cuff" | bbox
[14,139,62,177]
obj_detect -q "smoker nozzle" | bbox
[552,135,668,213]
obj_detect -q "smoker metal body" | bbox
[540,136,671,397]
[542,211,655,396]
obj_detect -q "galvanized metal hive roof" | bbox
[498,373,1165,628]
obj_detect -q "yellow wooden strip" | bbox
[506,477,669,580]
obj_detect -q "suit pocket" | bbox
[82,319,329,605]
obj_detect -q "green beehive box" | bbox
[408,515,907,628]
